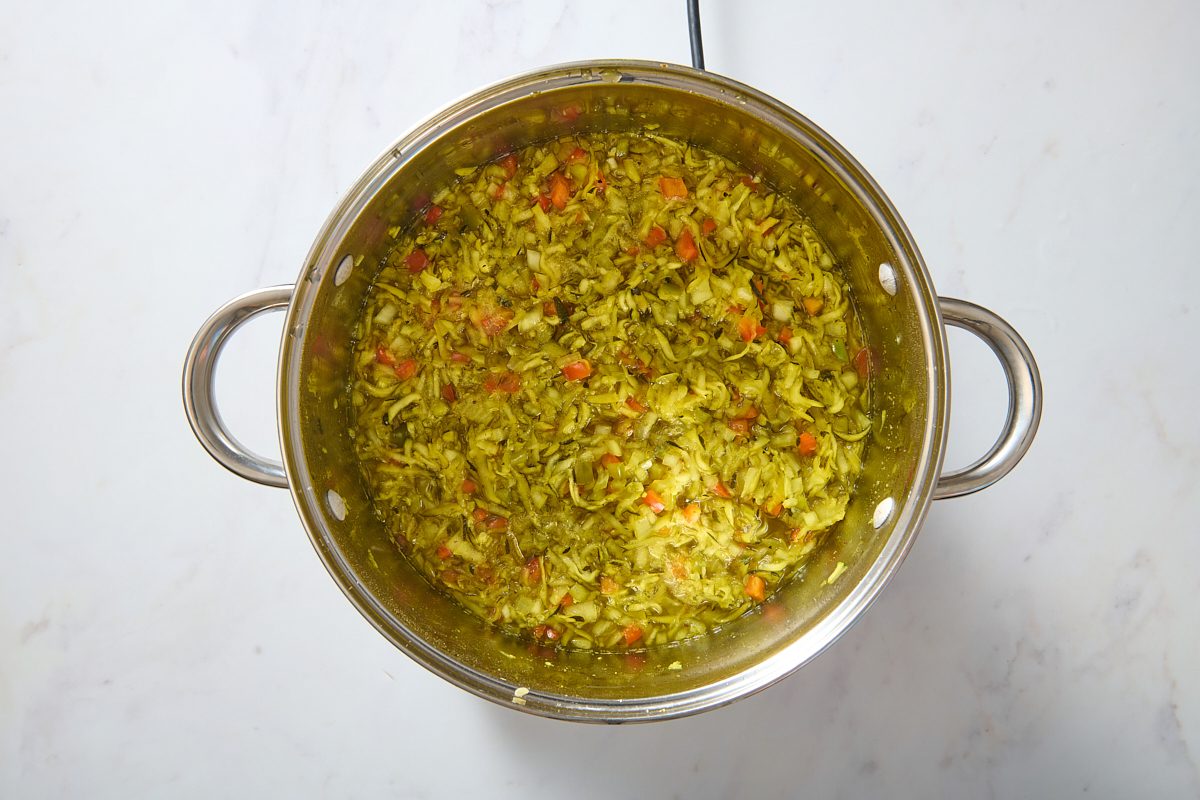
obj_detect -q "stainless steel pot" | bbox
[183,61,1041,722]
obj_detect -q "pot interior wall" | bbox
[283,64,939,717]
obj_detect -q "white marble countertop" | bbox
[3,1,1197,796]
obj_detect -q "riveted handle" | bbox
[182,285,294,487]
[934,297,1043,499]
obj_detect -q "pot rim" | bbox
[276,59,949,722]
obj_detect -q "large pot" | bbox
[183,61,1041,722]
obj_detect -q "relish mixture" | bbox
[348,131,870,650]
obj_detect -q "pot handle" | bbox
[182,285,294,488]
[933,297,1043,499]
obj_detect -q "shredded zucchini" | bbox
[348,132,870,651]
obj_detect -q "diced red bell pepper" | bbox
[853,347,873,379]
[499,153,518,178]
[394,358,419,380]
[560,359,592,381]
[658,176,688,199]
[482,370,521,394]
[738,313,767,342]
[549,173,571,210]
[405,249,429,273]
[475,307,514,336]
[524,556,542,584]
[675,228,698,262]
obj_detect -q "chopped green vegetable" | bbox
[348,132,870,651]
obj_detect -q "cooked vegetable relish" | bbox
[349,132,870,650]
